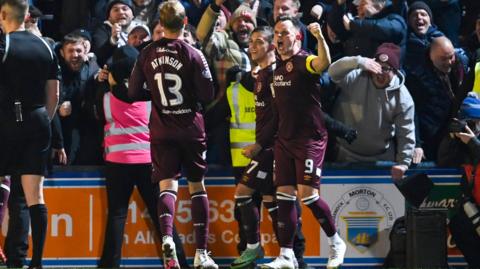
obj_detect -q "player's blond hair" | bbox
[1,0,28,24]
[158,0,185,33]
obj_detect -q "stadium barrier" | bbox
[2,165,467,267]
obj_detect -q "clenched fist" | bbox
[307,22,324,40]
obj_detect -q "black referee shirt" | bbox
[0,31,61,137]
[0,30,61,109]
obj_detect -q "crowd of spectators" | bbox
[3,0,480,268]
[19,0,480,173]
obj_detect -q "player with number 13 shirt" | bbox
[129,32,214,142]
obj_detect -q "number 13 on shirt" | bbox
[154,72,183,106]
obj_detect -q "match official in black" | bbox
[0,0,60,268]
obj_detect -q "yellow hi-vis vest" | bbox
[226,80,256,167]
[473,61,480,95]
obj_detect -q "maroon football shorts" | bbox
[273,137,327,189]
[239,148,275,196]
[151,139,207,183]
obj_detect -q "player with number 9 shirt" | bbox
[260,16,347,269]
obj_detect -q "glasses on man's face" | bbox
[380,65,394,74]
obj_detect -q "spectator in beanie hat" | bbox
[404,1,444,69]
[126,23,151,48]
[228,3,257,48]
[229,3,257,28]
[93,0,137,66]
[408,1,433,33]
[459,92,480,121]
[329,42,415,180]
[106,0,133,18]
[404,3,447,163]
[196,0,254,116]
[373,42,401,87]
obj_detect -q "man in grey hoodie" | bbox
[328,42,415,180]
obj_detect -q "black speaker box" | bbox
[406,208,448,268]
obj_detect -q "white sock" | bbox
[280,247,294,257]
[327,232,342,245]
[247,242,260,249]
[196,248,206,254]
[162,235,173,243]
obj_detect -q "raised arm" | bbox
[196,0,224,44]
[307,22,331,73]
[328,56,381,84]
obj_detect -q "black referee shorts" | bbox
[0,131,50,176]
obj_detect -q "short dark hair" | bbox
[158,0,185,33]
[1,0,28,24]
[274,15,301,32]
[62,34,87,48]
[274,0,301,10]
[252,26,274,44]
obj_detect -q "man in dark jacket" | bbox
[405,36,469,161]
[404,1,443,164]
[328,0,407,59]
[92,0,135,66]
[58,33,102,165]
[404,1,443,70]
[418,0,461,47]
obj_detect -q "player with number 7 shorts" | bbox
[230,26,280,269]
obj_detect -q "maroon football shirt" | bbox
[129,38,214,142]
[254,64,277,149]
[272,50,327,141]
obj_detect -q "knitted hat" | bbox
[108,45,139,84]
[106,0,133,18]
[375,43,401,70]
[459,92,480,120]
[408,1,433,21]
[127,23,151,38]
[229,4,257,28]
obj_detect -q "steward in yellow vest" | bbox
[226,71,256,167]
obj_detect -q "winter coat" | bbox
[329,56,415,166]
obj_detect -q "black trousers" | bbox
[4,174,30,268]
[98,162,187,268]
